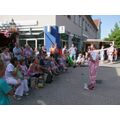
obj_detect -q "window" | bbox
[73,15,75,23]
[83,19,85,31]
[79,16,82,26]
[67,15,71,19]
[73,15,78,25]
[88,24,90,27]
[85,22,88,31]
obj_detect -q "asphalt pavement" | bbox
[12,61,120,105]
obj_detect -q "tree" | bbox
[105,22,120,48]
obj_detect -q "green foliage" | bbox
[104,37,110,41]
[105,22,120,48]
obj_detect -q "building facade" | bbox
[56,15,98,50]
[0,15,99,50]
[93,19,101,39]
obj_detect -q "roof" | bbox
[86,16,98,31]
[93,19,101,29]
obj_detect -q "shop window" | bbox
[60,33,69,40]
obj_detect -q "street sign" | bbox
[59,26,65,33]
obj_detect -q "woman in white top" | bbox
[1,48,11,67]
[5,57,24,100]
[87,44,99,90]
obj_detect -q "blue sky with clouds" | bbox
[92,15,120,39]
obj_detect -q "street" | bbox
[13,61,120,105]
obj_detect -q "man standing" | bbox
[68,44,77,60]
[13,42,22,61]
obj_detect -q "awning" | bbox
[84,39,113,43]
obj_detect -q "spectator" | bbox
[57,55,67,71]
[0,59,12,105]
[114,48,118,61]
[50,44,55,57]
[24,44,33,67]
[80,55,85,65]
[14,60,29,97]
[1,47,11,67]
[76,53,82,65]
[28,58,53,84]
[13,42,23,61]
[68,44,77,61]
[107,43,114,63]
[100,45,105,63]
[50,57,59,75]
[27,58,44,77]
[41,46,47,56]
[34,48,39,57]
[5,57,24,100]
[62,45,67,55]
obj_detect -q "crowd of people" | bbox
[99,44,118,64]
[0,42,70,104]
[0,41,119,104]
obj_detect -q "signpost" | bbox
[59,26,65,34]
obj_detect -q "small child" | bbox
[0,59,12,105]
[76,53,82,65]
[80,55,85,65]
[20,60,29,78]
[20,59,29,95]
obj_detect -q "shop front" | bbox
[60,33,69,48]
[72,35,81,50]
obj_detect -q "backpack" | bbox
[46,73,53,84]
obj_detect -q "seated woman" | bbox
[1,47,11,67]
[57,55,67,72]
[84,58,89,65]
[5,57,24,100]
[27,58,44,78]
[0,59,13,105]
[50,57,59,75]
[13,61,29,99]
[80,55,85,65]
[28,57,53,84]
[38,55,54,78]
[76,53,82,65]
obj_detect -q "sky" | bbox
[92,15,120,39]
